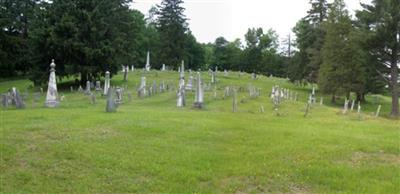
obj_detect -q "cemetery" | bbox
[1,0,399,193]
[1,66,399,193]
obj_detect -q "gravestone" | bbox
[115,87,123,104]
[10,87,25,109]
[211,71,216,84]
[375,105,381,117]
[123,66,128,81]
[45,59,59,107]
[343,99,349,114]
[224,69,228,76]
[1,93,9,108]
[161,64,166,71]
[90,93,96,104]
[85,81,91,95]
[350,100,355,111]
[131,65,134,72]
[138,77,147,98]
[105,87,118,112]
[232,88,237,112]
[103,71,111,96]
[152,81,157,95]
[177,61,186,107]
[193,72,204,109]
[78,86,83,93]
[320,97,324,105]
[186,75,193,91]
[145,51,151,71]
[95,81,101,91]
[252,73,257,80]
[70,86,74,92]
[357,102,362,119]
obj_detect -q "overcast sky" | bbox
[132,0,371,43]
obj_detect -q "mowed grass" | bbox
[1,70,399,193]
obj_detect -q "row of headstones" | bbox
[342,98,382,118]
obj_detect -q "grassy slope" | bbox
[1,71,399,193]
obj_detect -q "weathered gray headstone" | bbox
[138,77,147,98]
[95,81,101,91]
[177,61,186,107]
[193,72,204,109]
[106,87,117,112]
[85,81,91,95]
[115,87,123,104]
[45,59,59,107]
[10,87,25,109]
[103,71,111,96]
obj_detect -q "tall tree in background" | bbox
[289,19,314,84]
[305,0,329,83]
[156,0,188,69]
[319,0,365,103]
[357,0,400,117]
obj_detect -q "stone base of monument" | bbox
[193,102,203,109]
[45,100,59,108]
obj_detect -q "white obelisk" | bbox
[45,59,59,107]
[145,51,151,71]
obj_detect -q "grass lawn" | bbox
[1,70,399,193]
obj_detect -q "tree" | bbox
[0,0,38,77]
[156,0,188,69]
[29,0,136,85]
[289,19,314,84]
[305,0,329,83]
[356,0,399,117]
[319,0,365,103]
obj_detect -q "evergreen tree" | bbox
[356,0,399,117]
[29,0,136,85]
[156,0,188,69]
[319,0,365,102]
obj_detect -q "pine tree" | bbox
[156,0,188,69]
[319,0,365,103]
[29,0,137,84]
[356,0,399,117]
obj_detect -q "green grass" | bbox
[1,70,399,193]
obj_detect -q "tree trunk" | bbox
[331,94,336,104]
[390,55,399,117]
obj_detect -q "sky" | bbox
[131,0,372,43]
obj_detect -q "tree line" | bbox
[0,0,398,116]
[288,0,398,116]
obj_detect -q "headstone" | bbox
[186,75,193,91]
[343,99,349,114]
[95,81,101,91]
[252,72,257,80]
[232,88,237,112]
[260,105,265,113]
[350,99,355,111]
[1,93,9,108]
[131,65,134,72]
[224,69,228,76]
[357,102,362,119]
[177,61,186,107]
[123,66,128,81]
[103,71,111,96]
[70,86,74,92]
[60,94,65,101]
[85,81,91,95]
[211,71,216,84]
[90,93,96,104]
[193,72,204,109]
[375,105,381,117]
[78,86,83,93]
[304,102,311,117]
[161,64,166,71]
[106,87,117,112]
[10,87,25,109]
[145,51,151,71]
[115,87,123,104]
[138,77,147,98]
[152,81,157,95]
[45,59,59,107]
